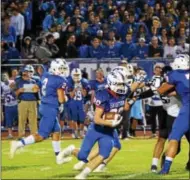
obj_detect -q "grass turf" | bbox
[1,138,189,179]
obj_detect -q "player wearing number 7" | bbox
[10,60,71,165]
[138,54,190,174]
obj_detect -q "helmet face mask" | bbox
[56,58,70,77]
[71,68,82,83]
[107,71,128,95]
[171,54,190,70]
[49,60,62,76]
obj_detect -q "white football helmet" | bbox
[112,66,133,86]
[49,60,62,76]
[25,65,34,77]
[107,70,128,94]
[171,54,190,70]
[56,58,70,77]
[71,68,82,82]
[135,69,147,82]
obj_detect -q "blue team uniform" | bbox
[90,78,107,91]
[67,78,90,123]
[38,73,67,138]
[167,70,190,141]
[77,87,130,162]
[1,81,18,128]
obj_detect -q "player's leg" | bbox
[151,111,168,172]
[51,118,73,164]
[10,104,56,158]
[5,106,17,139]
[28,101,38,135]
[58,123,98,164]
[159,105,190,174]
[75,135,113,179]
[78,105,86,138]
[94,129,121,172]
[71,102,79,138]
[149,106,157,138]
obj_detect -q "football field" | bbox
[2,138,189,179]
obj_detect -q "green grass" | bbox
[1,139,189,179]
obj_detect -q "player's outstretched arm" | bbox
[157,82,174,95]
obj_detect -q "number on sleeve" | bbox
[42,78,48,96]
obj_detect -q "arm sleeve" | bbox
[94,91,106,109]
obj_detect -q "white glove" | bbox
[59,104,64,113]
[111,115,123,127]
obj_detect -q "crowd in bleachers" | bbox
[1,0,190,64]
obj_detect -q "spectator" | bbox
[15,66,39,137]
[60,34,78,58]
[120,13,138,42]
[105,38,120,58]
[135,23,150,43]
[34,37,52,60]
[88,37,104,59]
[1,42,21,64]
[120,33,137,61]
[158,28,167,45]
[109,14,122,36]
[148,36,163,58]
[42,8,56,32]
[45,34,59,58]
[21,36,36,59]
[178,27,187,42]
[163,37,177,59]
[1,16,17,44]
[176,38,190,55]
[168,26,177,40]
[57,10,66,25]
[136,38,149,59]
[10,7,25,51]
[10,68,19,80]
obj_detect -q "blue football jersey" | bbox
[94,87,131,118]
[41,72,67,108]
[68,78,90,101]
[167,70,190,105]
[90,78,107,91]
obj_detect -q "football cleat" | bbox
[56,156,72,165]
[57,145,75,161]
[73,161,86,170]
[151,165,157,173]
[93,164,106,172]
[10,141,20,159]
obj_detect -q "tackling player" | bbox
[138,54,190,174]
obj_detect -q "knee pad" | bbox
[77,150,88,163]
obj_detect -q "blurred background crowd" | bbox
[1,0,190,63]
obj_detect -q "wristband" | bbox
[127,99,135,106]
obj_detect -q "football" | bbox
[103,112,117,121]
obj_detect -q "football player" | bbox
[1,72,18,139]
[68,68,90,138]
[138,54,190,174]
[10,60,71,165]
[57,67,145,179]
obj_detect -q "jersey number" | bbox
[74,90,82,101]
[5,93,16,103]
[42,78,48,96]
[185,73,190,80]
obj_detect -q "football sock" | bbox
[79,167,92,177]
[152,158,158,166]
[52,141,61,156]
[20,135,35,146]
[161,156,173,172]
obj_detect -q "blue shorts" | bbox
[5,105,18,128]
[71,100,85,123]
[169,104,190,141]
[130,100,143,120]
[113,129,121,150]
[38,103,60,138]
[77,123,114,162]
